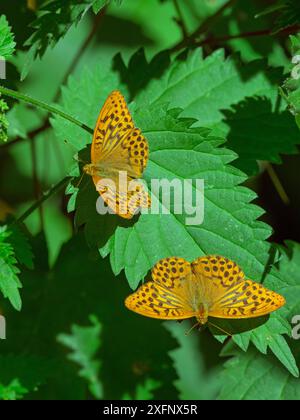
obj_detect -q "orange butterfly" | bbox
[84,91,151,219]
[125,256,286,329]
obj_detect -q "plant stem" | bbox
[0,86,93,135]
[172,0,188,39]
[53,10,105,103]
[30,134,44,229]
[199,24,300,47]
[1,11,104,151]
[15,176,72,225]
[171,0,237,51]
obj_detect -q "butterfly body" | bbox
[125,256,286,327]
[84,90,151,218]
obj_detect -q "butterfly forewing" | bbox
[125,257,196,319]
[192,256,286,319]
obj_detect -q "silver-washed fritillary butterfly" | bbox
[125,256,286,328]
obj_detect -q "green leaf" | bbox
[21,0,123,80]
[212,0,289,67]
[0,355,54,400]
[0,379,28,401]
[57,315,103,399]
[165,323,222,400]
[0,15,16,58]
[92,0,123,14]
[0,225,32,310]
[122,379,161,400]
[2,233,179,400]
[218,345,300,400]
[131,48,300,176]
[257,1,300,33]
[0,226,22,310]
[0,96,9,143]
[7,226,34,270]
[273,241,300,320]
[282,33,300,129]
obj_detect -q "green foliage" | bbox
[1,0,300,401]
[166,323,222,400]
[0,15,16,58]
[22,0,123,80]
[257,1,300,33]
[0,379,28,401]
[282,33,300,128]
[218,344,300,400]
[130,48,299,176]
[0,97,9,143]
[0,225,33,310]
[0,15,16,142]
[0,355,54,400]
[57,316,103,399]
[0,226,23,310]
[52,52,297,374]
[0,234,179,400]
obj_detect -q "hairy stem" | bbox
[0,86,93,135]
[171,0,237,51]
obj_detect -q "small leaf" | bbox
[218,345,300,400]
[0,226,22,310]
[57,315,103,399]
[0,15,16,58]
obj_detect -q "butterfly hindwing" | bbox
[125,281,195,320]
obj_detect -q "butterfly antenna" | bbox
[208,321,232,337]
[185,321,200,336]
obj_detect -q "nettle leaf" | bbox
[0,225,33,310]
[224,97,300,174]
[52,56,295,373]
[282,34,300,129]
[165,323,222,400]
[0,379,28,401]
[3,233,178,399]
[22,0,123,80]
[122,379,161,400]
[92,0,123,14]
[0,15,16,58]
[129,48,300,176]
[0,96,9,143]
[8,226,34,270]
[57,315,103,399]
[218,344,300,400]
[273,241,300,320]
[0,226,22,310]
